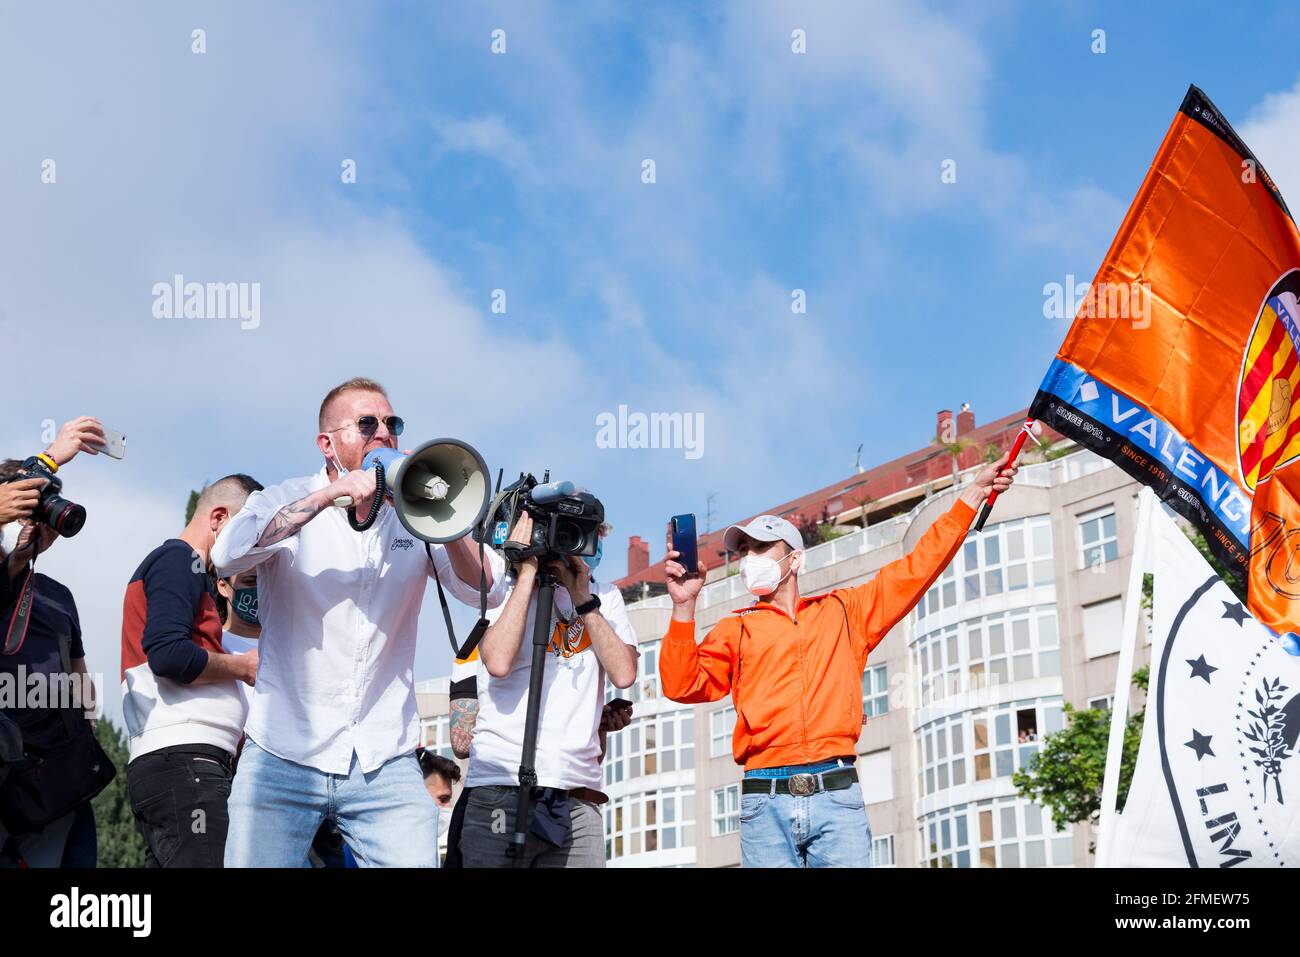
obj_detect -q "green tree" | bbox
[91,718,146,867]
[1012,666,1148,852]
[1188,527,1247,604]
[184,488,201,524]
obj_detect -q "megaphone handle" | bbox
[343,462,387,532]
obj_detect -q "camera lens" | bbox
[553,519,582,554]
[42,495,86,537]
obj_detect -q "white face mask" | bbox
[327,440,348,477]
[739,549,797,597]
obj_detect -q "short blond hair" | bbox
[319,377,388,431]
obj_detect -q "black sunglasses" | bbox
[327,415,404,438]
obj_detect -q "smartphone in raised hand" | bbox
[93,428,126,460]
[670,513,698,575]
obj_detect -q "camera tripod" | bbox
[507,562,563,863]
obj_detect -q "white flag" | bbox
[1109,505,1300,867]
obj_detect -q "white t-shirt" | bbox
[466,575,637,791]
[221,631,258,728]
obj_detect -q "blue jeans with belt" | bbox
[224,739,438,867]
[740,757,874,868]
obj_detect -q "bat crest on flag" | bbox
[1237,269,1300,490]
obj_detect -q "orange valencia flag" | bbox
[1031,85,1300,640]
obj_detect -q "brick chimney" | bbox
[936,409,955,444]
[957,402,976,437]
[627,536,649,576]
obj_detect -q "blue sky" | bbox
[5,0,1300,719]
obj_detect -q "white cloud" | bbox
[1240,77,1300,210]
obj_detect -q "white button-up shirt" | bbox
[211,467,507,774]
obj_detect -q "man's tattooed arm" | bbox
[450,697,479,759]
[256,494,328,547]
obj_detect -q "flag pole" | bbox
[1095,486,1155,868]
[974,418,1037,531]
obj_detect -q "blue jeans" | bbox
[224,739,438,868]
[740,778,874,868]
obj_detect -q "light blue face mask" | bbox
[582,537,604,571]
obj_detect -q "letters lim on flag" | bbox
[1032,85,1300,637]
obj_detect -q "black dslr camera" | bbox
[478,472,603,564]
[1,457,86,537]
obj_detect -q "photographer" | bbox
[459,511,637,868]
[120,474,263,868]
[0,416,105,613]
[660,453,1020,867]
[211,377,506,868]
[0,423,106,867]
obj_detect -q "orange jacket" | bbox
[659,499,976,770]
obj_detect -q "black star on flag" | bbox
[1185,729,1215,761]
[1221,600,1248,626]
[1186,654,1218,684]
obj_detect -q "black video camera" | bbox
[1,457,86,537]
[477,473,603,564]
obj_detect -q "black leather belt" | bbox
[742,767,857,796]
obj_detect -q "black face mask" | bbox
[231,586,259,626]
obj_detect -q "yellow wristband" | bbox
[35,452,59,473]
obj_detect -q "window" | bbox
[710,706,736,758]
[1079,507,1118,570]
[968,698,1063,785]
[969,798,1074,868]
[609,640,661,705]
[605,708,695,784]
[915,624,960,706]
[1088,695,1114,711]
[965,605,1061,689]
[919,804,972,868]
[1082,597,1123,659]
[918,515,1054,628]
[918,717,965,797]
[604,786,697,860]
[603,722,626,787]
[420,715,453,759]
[712,784,741,836]
[873,834,896,867]
[863,664,889,717]
[860,749,893,804]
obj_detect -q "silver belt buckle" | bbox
[788,773,816,796]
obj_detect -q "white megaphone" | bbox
[332,439,491,543]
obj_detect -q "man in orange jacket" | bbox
[661,453,1019,867]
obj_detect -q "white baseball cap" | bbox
[723,514,803,553]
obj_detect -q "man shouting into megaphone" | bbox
[212,376,506,867]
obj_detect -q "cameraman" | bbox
[459,512,637,868]
[211,377,505,868]
[120,474,263,867]
[0,421,105,867]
